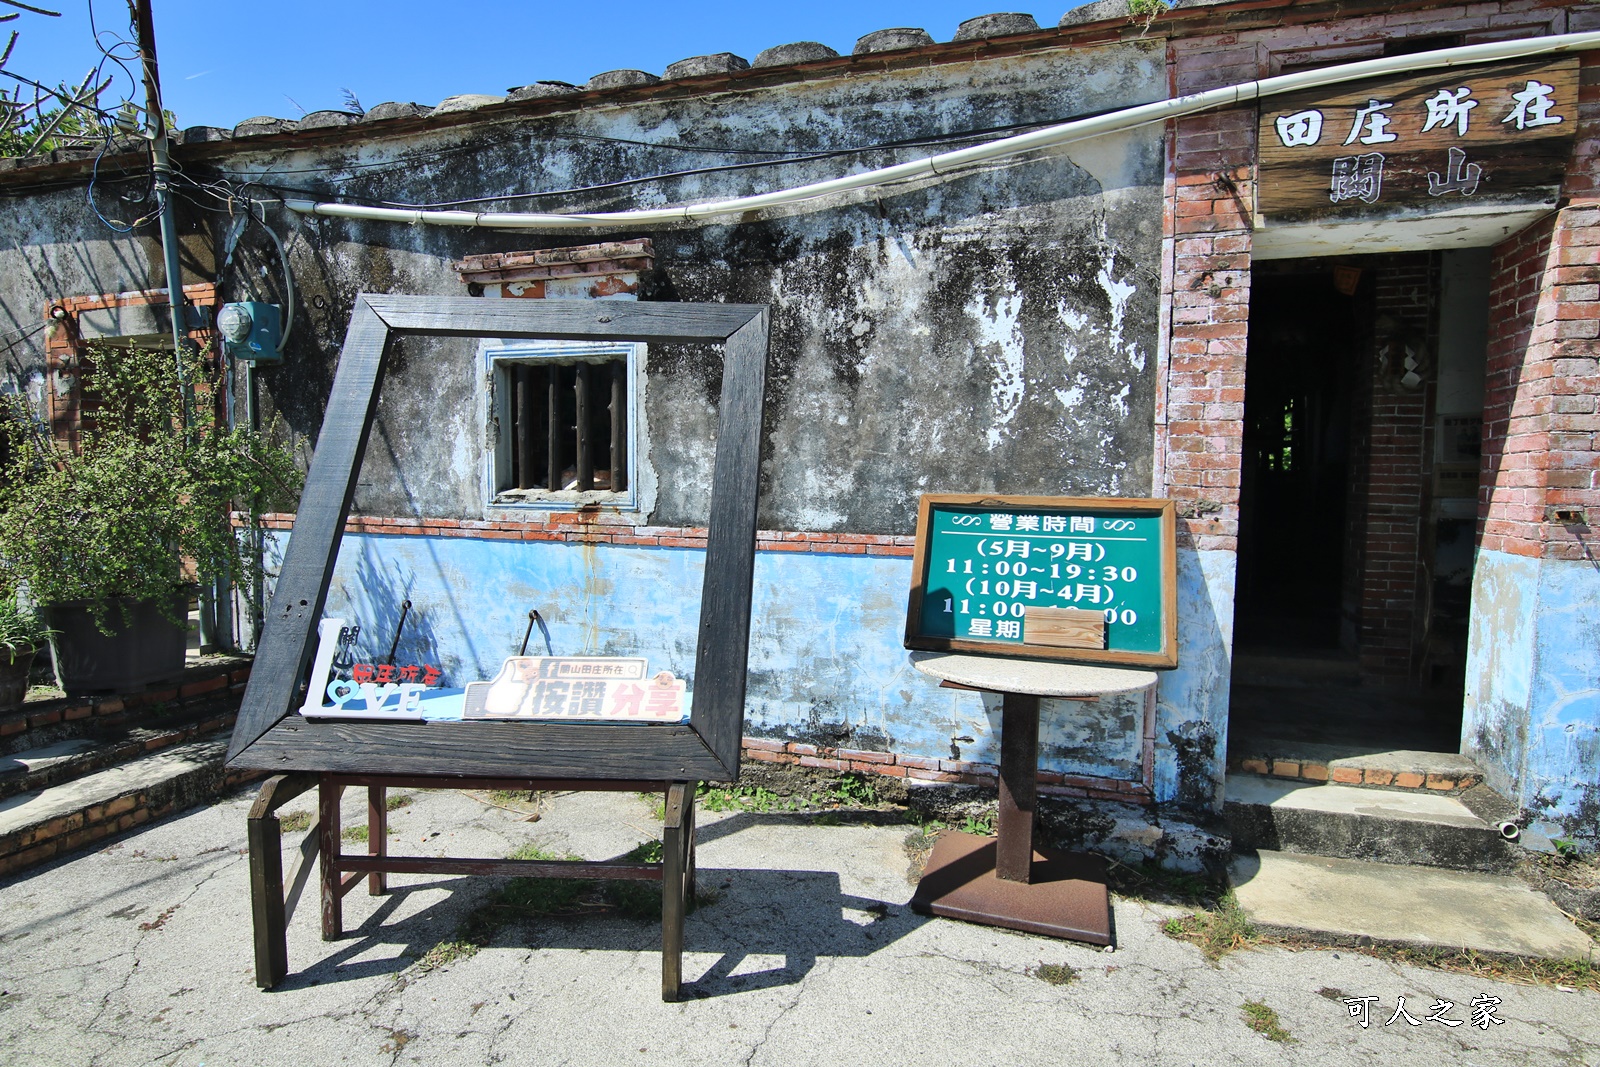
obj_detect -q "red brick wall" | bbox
[1359,257,1438,679]
[1479,49,1600,562]
[1160,38,1259,553]
[1482,200,1600,560]
[44,283,219,449]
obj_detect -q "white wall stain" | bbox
[970,289,1026,450]
[1099,263,1146,372]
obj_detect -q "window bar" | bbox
[610,360,627,492]
[546,365,561,491]
[514,364,534,491]
[575,362,593,491]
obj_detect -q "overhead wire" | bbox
[78,1,161,231]
[0,318,45,352]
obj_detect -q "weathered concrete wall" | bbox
[1154,548,1236,810]
[209,43,1168,532]
[1464,549,1600,848]
[0,185,169,420]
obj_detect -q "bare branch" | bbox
[21,68,101,155]
[0,2,61,17]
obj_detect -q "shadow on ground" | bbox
[275,810,935,1000]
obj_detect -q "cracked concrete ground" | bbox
[1,785,1597,1066]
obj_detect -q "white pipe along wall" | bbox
[283,33,1600,232]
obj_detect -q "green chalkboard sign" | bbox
[905,494,1178,669]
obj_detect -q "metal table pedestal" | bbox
[907,653,1158,946]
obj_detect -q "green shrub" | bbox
[0,598,52,659]
[0,345,301,631]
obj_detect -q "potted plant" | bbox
[0,343,300,695]
[0,597,52,712]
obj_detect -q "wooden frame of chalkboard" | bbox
[224,295,771,781]
[905,494,1179,670]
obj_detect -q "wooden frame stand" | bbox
[248,773,700,1000]
[232,296,771,997]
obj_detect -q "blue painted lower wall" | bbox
[1465,548,1600,847]
[264,532,1239,808]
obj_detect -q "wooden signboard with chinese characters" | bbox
[905,494,1178,670]
[1258,57,1578,221]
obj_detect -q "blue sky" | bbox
[10,2,1074,132]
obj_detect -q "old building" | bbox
[1,0,1595,858]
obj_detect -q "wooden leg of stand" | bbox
[319,778,343,940]
[995,692,1040,884]
[684,784,697,910]
[367,785,388,896]
[248,794,287,989]
[661,781,689,1002]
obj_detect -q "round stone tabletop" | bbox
[910,652,1158,697]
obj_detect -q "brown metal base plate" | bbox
[910,830,1112,945]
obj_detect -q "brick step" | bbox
[0,737,263,878]
[1226,747,1483,795]
[0,657,250,758]
[1224,774,1522,873]
[0,704,239,802]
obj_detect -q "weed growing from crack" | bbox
[697,784,793,813]
[1127,0,1171,17]
[638,792,666,821]
[423,838,707,967]
[1031,962,1078,985]
[827,773,881,806]
[1320,943,1600,993]
[278,810,311,833]
[696,773,884,816]
[1240,1000,1294,1043]
[958,814,996,837]
[605,840,669,920]
[378,1028,416,1054]
[385,793,414,811]
[415,938,474,972]
[1161,890,1257,960]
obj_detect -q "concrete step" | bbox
[0,704,239,801]
[1224,773,1521,872]
[1230,849,1596,961]
[0,737,261,878]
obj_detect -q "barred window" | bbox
[486,340,639,506]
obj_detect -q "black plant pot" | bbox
[48,594,188,696]
[0,645,37,712]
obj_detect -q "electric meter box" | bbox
[217,301,283,363]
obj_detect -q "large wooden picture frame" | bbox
[226,295,771,782]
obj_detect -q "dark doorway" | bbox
[1228,254,1482,763]
[1233,268,1361,651]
